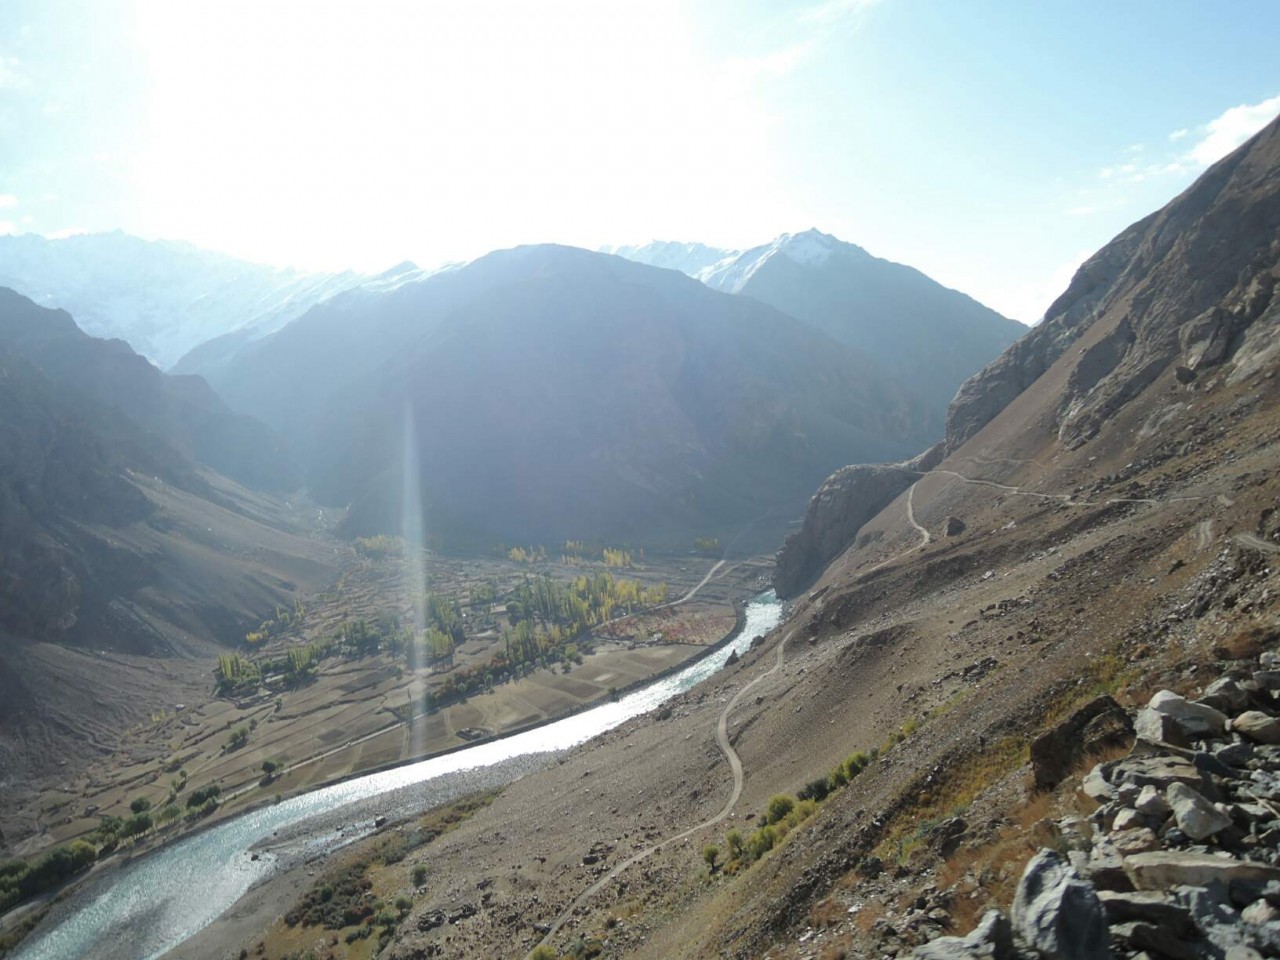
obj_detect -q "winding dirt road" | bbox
[531,628,794,951]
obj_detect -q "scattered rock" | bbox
[1201,678,1250,714]
[912,909,1013,960]
[1134,707,1191,747]
[1134,784,1172,819]
[1242,899,1280,924]
[1108,920,1201,960]
[1110,827,1160,856]
[1167,782,1233,840]
[1111,808,1146,833]
[1146,690,1229,740]
[1096,889,1197,935]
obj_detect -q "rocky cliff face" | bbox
[773,443,943,599]
[945,117,1280,453]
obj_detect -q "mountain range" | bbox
[205,245,945,551]
[0,232,433,370]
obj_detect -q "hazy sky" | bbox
[1,0,1279,323]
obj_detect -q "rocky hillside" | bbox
[773,442,943,599]
[782,118,1280,599]
[947,116,1280,452]
[642,110,1280,960]
[209,245,939,551]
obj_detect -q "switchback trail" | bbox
[532,463,1231,956]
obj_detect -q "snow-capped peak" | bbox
[777,228,838,267]
[699,229,845,294]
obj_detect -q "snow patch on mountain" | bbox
[0,232,435,369]
[699,229,852,294]
[601,240,734,278]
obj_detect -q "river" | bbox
[15,594,783,960]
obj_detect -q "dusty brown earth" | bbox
[165,344,1279,960]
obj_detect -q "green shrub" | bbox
[765,794,794,825]
[798,777,829,802]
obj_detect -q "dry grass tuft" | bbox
[810,898,845,929]
[852,901,886,934]
[876,735,1029,862]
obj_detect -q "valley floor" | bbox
[0,548,772,951]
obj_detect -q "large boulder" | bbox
[1124,851,1280,890]
[1233,711,1280,745]
[1011,850,1112,960]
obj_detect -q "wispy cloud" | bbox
[0,194,17,209]
[1093,93,1280,187]
[0,54,26,90]
[1187,94,1280,166]
[0,221,16,236]
[800,0,883,26]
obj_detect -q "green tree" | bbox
[725,829,745,860]
[129,797,152,815]
[122,812,152,838]
[701,844,721,873]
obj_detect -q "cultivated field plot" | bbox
[11,548,771,863]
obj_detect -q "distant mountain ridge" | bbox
[0,232,436,369]
[611,229,1025,415]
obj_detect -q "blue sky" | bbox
[1,0,1278,323]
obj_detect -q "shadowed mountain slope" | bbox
[0,289,338,789]
[211,245,941,551]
